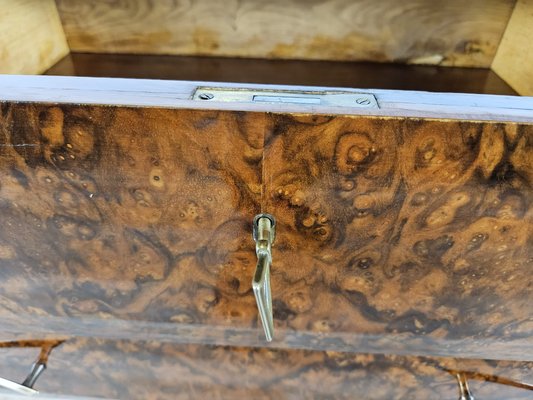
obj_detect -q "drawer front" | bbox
[1,102,532,360]
[1,338,532,400]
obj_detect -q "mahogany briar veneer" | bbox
[0,76,531,399]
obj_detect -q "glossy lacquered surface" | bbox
[0,102,532,362]
[1,338,532,400]
[0,104,261,330]
[263,114,533,357]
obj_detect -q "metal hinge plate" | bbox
[192,87,379,108]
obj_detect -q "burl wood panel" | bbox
[1,338,532,399]
[55,0,515,67]
[0,103,263,329]
[1,103,532,360]
[263,115,533,350]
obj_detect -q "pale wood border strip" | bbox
[1,75,532,123]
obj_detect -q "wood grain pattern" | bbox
[55,0,515,67]
[492,0,533,96]
[1,338,532,399]
[0,102,532,361]
[0,0,69,74]
[0,103,262,329]
[263,115,533,351]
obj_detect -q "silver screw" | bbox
[198,93,214,100]
[356,97,371,105]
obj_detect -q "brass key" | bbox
[252,214,276,342]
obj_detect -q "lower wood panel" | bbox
[1,338,532,400]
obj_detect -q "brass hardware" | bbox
[198,92,214,100]
[443,367,532,397]
[252,214,276,342]
[193,87,379,108]
[456,373,475,400]
[21,361,46,389]
[0,361,45,395]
